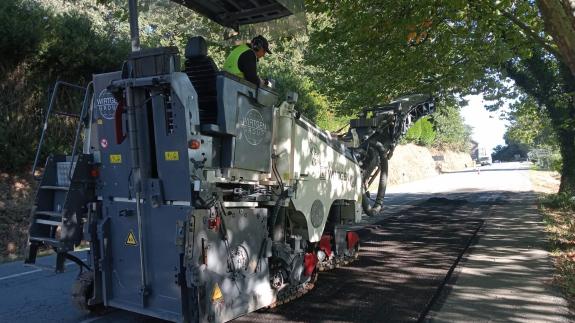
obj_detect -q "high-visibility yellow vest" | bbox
[223,44,251,78]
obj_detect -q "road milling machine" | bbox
[24,1,435,322]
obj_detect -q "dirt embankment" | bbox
[530,170,560,194]
[388,144,473,186]
[0,172,36,262]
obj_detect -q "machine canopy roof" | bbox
[169,0,298,30]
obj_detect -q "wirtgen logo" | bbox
[96,89,118,120]
[242,109,266,145]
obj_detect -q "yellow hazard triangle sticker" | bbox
[211,283,223,303]
[125,231,138,246]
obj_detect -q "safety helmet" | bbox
[251,35,272,54]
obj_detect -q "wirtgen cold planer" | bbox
[25,1,434,322]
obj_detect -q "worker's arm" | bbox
[238,50,261,86]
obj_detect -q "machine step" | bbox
[35,219,61,226]
[40,185,69,191]
[29,236,61,247]
[35,210,62,218]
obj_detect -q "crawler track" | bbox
[234,199,484,322]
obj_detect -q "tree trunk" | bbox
[537,0,575,79]
[558,128,575,194]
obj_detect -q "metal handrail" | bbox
[67,82,94,182]
[31,81,87,179]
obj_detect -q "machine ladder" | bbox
[25,81,95,272]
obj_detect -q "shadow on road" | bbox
[235,190,570,323]
[429,191,571,323]
[236,192,487,323]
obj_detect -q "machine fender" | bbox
[319,235,332,257]
[347,231,359,250]
[303,252,317,276]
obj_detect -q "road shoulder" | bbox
[429,191,572,322]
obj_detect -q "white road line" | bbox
[79,315,108,323]
[0,268,43,281]
[0,259,87,281]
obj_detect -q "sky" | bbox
[461,95,509,154]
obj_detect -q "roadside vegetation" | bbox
[530,167,575,310]
[540,192,575,308]
[493,97,562,171]
[402,105,473,153]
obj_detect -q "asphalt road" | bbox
[0,162,541,323]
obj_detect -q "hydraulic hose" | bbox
[361,141,389,216]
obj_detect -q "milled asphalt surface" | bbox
[235,197,484,322]
[0,162,571,322]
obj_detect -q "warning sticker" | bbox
[165,151,179,161]
[110,154,122,164]
[125,231,138,246]
[211,283,223,303]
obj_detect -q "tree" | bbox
[536,0,575,80]
[505,96,557,149]
[404,117,422,142]
[306,1,520,109]
[0,0,46,72]
[403,116,437,147]
[419,117,436,146]
[0,0,129,171]
[431,103,472,152]
[502,48,575,193]
[306,0,575,194]
[491,136,529,162]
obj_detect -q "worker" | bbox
[223,35,271,86]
